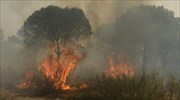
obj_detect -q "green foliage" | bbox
[18,5,92,55]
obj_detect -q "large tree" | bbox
[97,5,179,74]
[115,5,178,74]
[19,5,92,58]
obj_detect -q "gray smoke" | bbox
[0,1,179,88]
[1,1,153,38]
[0,1,144,87]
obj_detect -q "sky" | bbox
[0,0,179,39]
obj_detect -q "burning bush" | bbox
[106,52,134,79]
[38,45,83,90]
[16,44,86,91]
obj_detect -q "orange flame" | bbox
[16,43,85,90]
[16,71,36,89]
[106,52,134,79]
[38,45,82,90]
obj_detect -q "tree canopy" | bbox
[19,5,92,57]
[114,5,178,72]
[112,5,177,47]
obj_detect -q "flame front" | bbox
[16,71,36,89]
[38,46,82,90]
[106,52,135,79]
[16,46,134,90]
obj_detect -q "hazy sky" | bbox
[0,0,179,38]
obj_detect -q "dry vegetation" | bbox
[1,72,180,100]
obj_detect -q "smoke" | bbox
[0,1,179,88]
[1,1,179,39]
[1,1,151,38]
[77,4,179,80]
[71,4,179,82]
[0,1,144,86]
[0,28,4,40]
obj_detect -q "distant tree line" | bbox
[96,5,179,75]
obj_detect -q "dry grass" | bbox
[69,72,180,100]
[1,72,180,100]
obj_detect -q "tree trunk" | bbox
[142,43,147,75]
[55,40,61,59]
[33,49,36,67]
[162,54,168,68]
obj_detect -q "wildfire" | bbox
[16,45,134,91]
[16,71,36,89]
[106,52,134,79]
[38,45,82,90]
[16,43,86,90]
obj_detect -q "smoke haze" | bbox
[1,1,179,38]
[0,1,179,88]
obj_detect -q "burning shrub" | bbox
[106,52,134,79]
[38,46,83,90]
[16,44,86,90]
[16,71,37,89]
